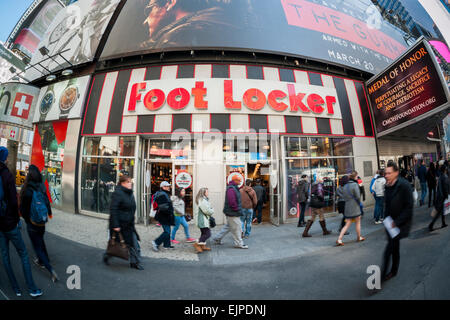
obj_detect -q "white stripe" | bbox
[154,114,172,132]
[268,115,286,133]
[230,114,249,132]
[263,67,279,81]
[330,119,344,135]
[294,70,309,84]
[121,68,146,133]
[192,114,210,132]
[160,65,178,79]
[301,117,318,134]
[321,75,335,88]
[195,64,212,78]
[344,79,365,136]
[94,72,118,134]
[229,65,246,79]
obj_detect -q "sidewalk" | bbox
[46,205,430,265]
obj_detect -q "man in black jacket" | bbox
[152,181,175,251]
[429,164,448,231]
[0,147,42,297]
[382,161,413,282]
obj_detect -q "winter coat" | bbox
[384,177,413,239]
[342,180,362,219]
[171,196,185,216]
[154,190,175,226]
[296,180,309,203]
[109,185,140,247]
[435,173,449,212]
[426,168,437,188]
[253,185,266,203]
[0,162,19,232]
[372,177,386,197]
[417,165,427,183]
[240,186,257,209]
[223,181,243,217]
[197,197,214,229]
[20,181,52,226]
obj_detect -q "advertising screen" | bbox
[366,39,450,137]
[25,0,120,81]
[100,0,444,74]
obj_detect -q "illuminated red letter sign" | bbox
[167,88,190,110]
[243,88,266,110]
[287,84,309,113]
[268,90,288,112]
[128,82,147,111]
[144,89,165,111]
[307,94,325,114]
[224,80,241,109]
[325,96,336,114]
[192,81,208,109]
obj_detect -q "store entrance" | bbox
[247,163,271,223]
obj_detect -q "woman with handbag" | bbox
[170,188,196,244]
[336,171,365,246]
[20,164,59,283]
[302,178,332,237]
[104,175,143,270]
[194,188,215,253]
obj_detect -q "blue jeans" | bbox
[26,223,53,274]
[420,182,427,203]
[171,216,190,240]
[374,196,385,222]
[254,201,263,223]
[240,208,253,237]
[0,223,38,293]
[155,224,171,248]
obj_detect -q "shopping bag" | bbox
[431,208,438,218]
[106,231,129,260]
[444,196,450,216]
[412,189,418,204]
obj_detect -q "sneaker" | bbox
[33,258,45,269]
[15,289,22,297]
[252,218,257,223]
[186,238,196,243]
[375,221,382,225]
[29,289,43,298]
[214,239,222,245]
[163,246,175,249]
[171,239,180,244]
[151,241,159,252]
[235,244,249,249]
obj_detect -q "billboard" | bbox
[100,0,443,74]
[0,82,41,129]
[33,75,91,123]
[25,0,120,81]
[366,39,450,137]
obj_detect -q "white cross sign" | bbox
[14,95,30,116]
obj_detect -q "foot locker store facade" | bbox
[78,63,377,225]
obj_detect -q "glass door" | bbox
[142,160,152,226]
[269,138,281,226]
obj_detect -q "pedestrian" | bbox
[417,159,427,206]
[381,162,413,282]
[372,169,386,224]
[104,175,143,270]
[170,187,196,244]
[369,170,380,200]
[428,164,448,231]
[194,187,214,253]
[296,175,309,227]
[252,178,266,224]
[240,179,257,238]
[19,164,58,282]
[336,171,365,245]
[151,181,175,251]
[302,178,332,237]
[426,162,437,208]
[0,147,42,297]
[336,175,349,235]
[212,175,248,249]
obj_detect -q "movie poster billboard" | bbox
[366,39,450,137]
[101,0,443,74]
[25,0,120,81]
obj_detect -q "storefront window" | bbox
[80,137,136,215]
[148,140,193,160]
[224,137,271,162]
[284,136,354,220]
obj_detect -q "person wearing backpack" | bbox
[302,178,332,237]
[151,181,175,251]
[240,179,258,238]
[20,164,58,282]
[336,171,365,246]
[372,169,386,224]
[0,147,42,298]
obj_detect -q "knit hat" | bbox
[0,147,8,162]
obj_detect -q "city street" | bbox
[1,204,449,300]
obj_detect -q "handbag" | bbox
[310,194,325,208]
[209,216,216,228]
[185,214,192,222]
[106,231,129,260]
